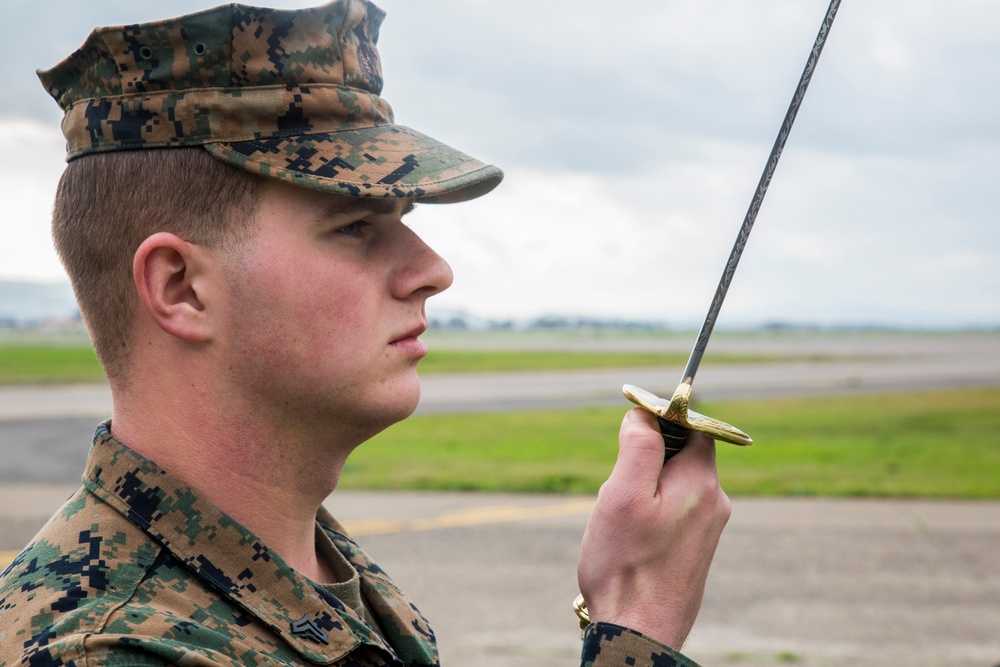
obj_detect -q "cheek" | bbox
[222,241,385,355]
[250,268,379,351]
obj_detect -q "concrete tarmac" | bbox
[352,494,1000,667]
[2,487,998,666]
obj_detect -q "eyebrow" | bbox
[318,198,416,222]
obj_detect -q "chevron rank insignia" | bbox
[290,614,329,645]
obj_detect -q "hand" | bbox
[577,408,731,649]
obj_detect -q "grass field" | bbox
[0,345,104,384]
[341,387,1000,499]
[0,343,782,384]
[3,333,998,499]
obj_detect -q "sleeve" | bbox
[579,623,700,667]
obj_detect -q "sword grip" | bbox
[658,416,690,461]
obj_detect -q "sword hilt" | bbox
[623,382,753,451]
[657,417,689,461]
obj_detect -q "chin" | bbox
[390,391,422,422]
[395,370,423,407]
[373,379,422,424]
[354,401,419,445]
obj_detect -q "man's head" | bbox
[40,0,501,386]
[52,148,265,382]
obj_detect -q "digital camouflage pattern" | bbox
[0,422,440,666]
[581,625,696,667]
[37,0,502,203]
[0,424,698,666]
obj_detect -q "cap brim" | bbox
[203,124,502,204]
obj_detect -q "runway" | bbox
[2,487,997,666]
[3,332,999,483]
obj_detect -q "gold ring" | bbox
[573,594,590,630]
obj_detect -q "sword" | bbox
[573,0,842,631]
[624,0,842,457]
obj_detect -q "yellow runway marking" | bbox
[345,498,596,535]
[0,499,596,567]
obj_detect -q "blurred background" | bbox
[1,2,998,666]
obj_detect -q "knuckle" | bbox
[620,409,659,437]
[621,425,667,455]
[597,479,651,519]
[716,489,733,523]
[684,476,729,520]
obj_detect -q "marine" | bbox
[0,2,730,665]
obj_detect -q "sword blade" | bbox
[624,0,842,452]
[680,0,842,386]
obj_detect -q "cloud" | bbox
[0,119,67,282]
[1,0,997,326]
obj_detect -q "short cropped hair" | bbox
[52,148,266,384]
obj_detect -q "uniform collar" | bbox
[317,508,438,663]
[83,422,437,666]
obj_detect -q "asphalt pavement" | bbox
[3,487,998,666]
[4,332,1000,424]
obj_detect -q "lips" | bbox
[388,321,430,359]
[390,322,427,345]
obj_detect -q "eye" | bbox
[333,220,371,239]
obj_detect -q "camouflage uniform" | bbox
[9,1,702,664]
[0,424,438,666]
[0,425,697,666]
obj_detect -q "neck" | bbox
[110,374,356,583]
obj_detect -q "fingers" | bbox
[658,429,717,482]
[609,409,718,493]
[655,430,728,530]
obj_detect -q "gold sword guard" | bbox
[622,382,753,447]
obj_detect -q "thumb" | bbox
[607,408,668,493]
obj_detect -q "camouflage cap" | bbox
[37,0,502,203]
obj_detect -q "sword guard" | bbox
[623,382,753,448]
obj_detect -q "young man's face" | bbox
[215,181,453,441]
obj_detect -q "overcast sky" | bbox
[1,0,997,328]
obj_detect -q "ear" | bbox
[133,232,215,342]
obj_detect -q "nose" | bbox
[391,225,454,300]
